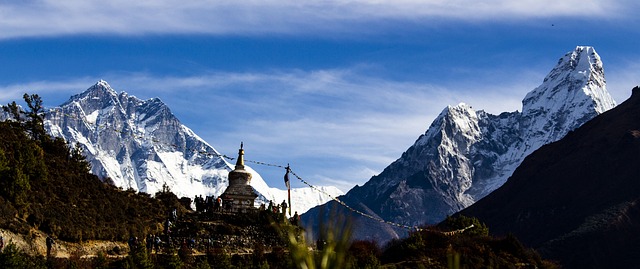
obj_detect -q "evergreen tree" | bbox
[2,101,23,122]
[22,93,46,142]
[70,142,90,174]
[0,123,47,206]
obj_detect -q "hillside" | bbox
[460,87,640,268]
[0,110,167,243]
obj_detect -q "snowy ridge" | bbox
[471,46,615,194]
[518,46,615,161]
[42,80,342,214]
[459,46,613,200]
[322,46,616,241]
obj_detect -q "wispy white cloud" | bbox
[4,51,631,190]
[0,65,540,191]
[0,0,634,39]
[0,78,98,106]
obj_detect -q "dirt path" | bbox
[0,228,128,259]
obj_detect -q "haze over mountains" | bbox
[303,46,617,242]
[33,81,342,214]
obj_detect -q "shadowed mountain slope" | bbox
[460,87,640,268]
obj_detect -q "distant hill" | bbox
[460,87,640,268]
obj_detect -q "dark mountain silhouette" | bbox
[459,87,640,268]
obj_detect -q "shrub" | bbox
[0,243,46,269]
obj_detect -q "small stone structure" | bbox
[220,143,258,213]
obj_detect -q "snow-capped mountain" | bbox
[303,46,616,241]
[42,80,342,214]
[467,45,615,198]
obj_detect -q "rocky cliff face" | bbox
[45,80,230,198]
[303,46,617,242]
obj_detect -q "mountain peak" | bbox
[447,102,472,112]
[551,46,600,73]
[539,46,602,85]
[96,79,111,88]
[521,47,615,134]
[559,46,605,89]
[87,80,117,95]
[568,46,599,70]
[62,80,118,107]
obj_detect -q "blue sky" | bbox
[1,0,640,192]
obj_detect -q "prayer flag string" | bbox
[42,110,473,234]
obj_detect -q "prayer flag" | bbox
[284,165,291,189]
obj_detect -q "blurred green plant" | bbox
[284,209,352,269]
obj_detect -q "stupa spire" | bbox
[235,142,245,170]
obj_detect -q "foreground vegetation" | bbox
[0,215,559,269]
